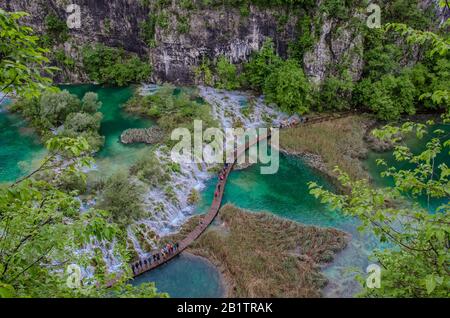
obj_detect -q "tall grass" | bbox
[280,115,369,181]
[166,205,349,298]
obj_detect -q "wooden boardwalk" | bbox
[130,112,355,278]
[132,130,271,277]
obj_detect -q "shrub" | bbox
[354,74,417,120]
[243,39,282,92]
[82,44,151,86]
[216,56,240,90]
[318,71,354,111]
[263,59,311,114]
[97,171,146,227]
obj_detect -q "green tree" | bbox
[216,56,240,90]
[0,137,165,298]
[96,171,146,228]
[385,14,450,114]
[243,39,282,91]
[82,44,151,86]
[39,90,81,126]
[318,71,354,111]
[82,92,102,113]
[264,59,311,114]
[0,9,57,102]
[309,120,450,297]
[354,74,417,120]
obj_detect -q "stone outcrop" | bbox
[120,127,164,145]
[2,0,370,85]
[3,1,441,85]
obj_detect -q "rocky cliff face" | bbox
[2,0,423,85]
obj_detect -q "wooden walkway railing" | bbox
[129,111,355,278]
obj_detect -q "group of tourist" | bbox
[278,116,307,129]
[214,163,229,198]
[131,242,180,275]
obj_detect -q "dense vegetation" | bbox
[189,0,449,120]
[0,9,165,298]
[310,20,450,297]
[125,84,217,142]
[82,44,151,86]
[11,90,105,151]
[0,9,56,101]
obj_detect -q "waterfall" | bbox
[131,86,289,244]
[90,85,290,269]
[198,86,288,128]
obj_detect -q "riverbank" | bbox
[279,115,373,190]
[165,204,349,298]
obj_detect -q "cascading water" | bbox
[199,86,288,128]
[128,86,291,256]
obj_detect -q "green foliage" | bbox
[96,171,146,228]
[0,9,57,101]
[44,13,69,45]
[12,90,105,150]
[362,44,403,81]
[288,14,315,61]
[385,19,450,115]
[381,0,435,30]
[215,56,240,90]
[82,44,151,86]
[354,74,417,120]
[309,120,450,297]
[317,70,354,111]
[194,57,214,86]
[0,137,166,298]
[139,14,157,47]
[264,59,311,114]
[130,151,171,185]
[54,49,75,70]
[243,39,282,92]
[125,84,217,143]
[177,15,191,34]
[319,0,352,20]
[82,92,103,113]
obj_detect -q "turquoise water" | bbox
[61,85,155,176]
[132,253,225,298]
[364,123,450,212]
[195,151,374,297]
[61,85,226,297]
[3,85,446,298]
[197,153,353,228]
[0,98,46,183]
